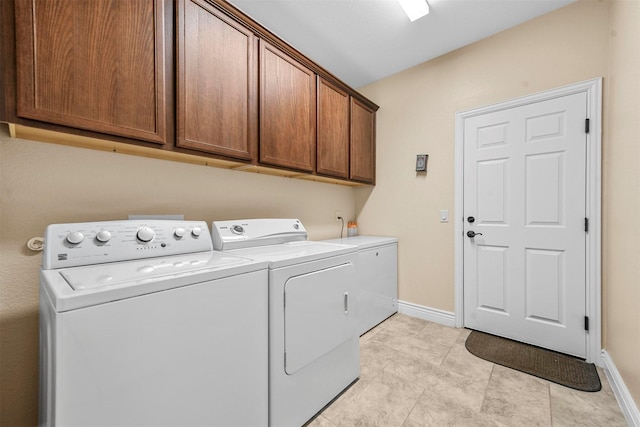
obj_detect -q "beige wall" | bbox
[356,0,610,311]
[0,131,356,426]
[602,0,640,409]
[3,0,640,425]
[356,0,639,411]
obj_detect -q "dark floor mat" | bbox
[465,330,601,392]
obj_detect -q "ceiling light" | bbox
[398,0,430,22]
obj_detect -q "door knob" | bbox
[467,231,483,238]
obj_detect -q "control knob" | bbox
[95,230,112,243]
[231,225,244,235]
[174,227,186,239]
[191,227,202,237]
[136,226,155,243]
[66,231,84,245]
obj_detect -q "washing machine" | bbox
[39,220,269,427]
[211,219,360,427]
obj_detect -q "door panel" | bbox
[476,245,509,314]
[525,248,564,323]
[477,159,508,224]
[464,92,587,358]
[526,153,564,225]
[525,111,565,142]
[284,263,355,374]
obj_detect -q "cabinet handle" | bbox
[344,291,349,314]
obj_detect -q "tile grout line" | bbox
[478,363,496,417]
[548,383,554,427]
[313,315,626,427]
[401,388,426,427]
[436,328,463,367]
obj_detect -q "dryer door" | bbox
[284,262,356,374]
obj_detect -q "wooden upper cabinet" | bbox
[8,0,377,183]
[259,41,316,172]
[350,98,376,184]
[14,0,169,144]
[317,78,349,179]
[177,0,257,160]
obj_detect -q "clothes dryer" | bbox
[323,236,398,335]
[40,220,268,427]
[212,219,359,427]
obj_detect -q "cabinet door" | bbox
[260,41,316,172]
[350,98,376,183]
[14,0,169,145]
[177,0,257,160]
[317,78,349,179]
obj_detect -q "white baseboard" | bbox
[397,300,456,328]
[602,349,640,427]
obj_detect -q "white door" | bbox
[463,92,588,358]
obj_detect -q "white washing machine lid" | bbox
[322,236,398,250]
[227,241,357,269]
[42,251,268,312]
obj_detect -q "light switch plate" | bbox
[440,210,449,223]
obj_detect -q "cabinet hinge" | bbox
[585,118,590,134]
[584,316,590,331]
[585,217,589,233]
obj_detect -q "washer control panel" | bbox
[211,218,307,250]
[43,220,212,269]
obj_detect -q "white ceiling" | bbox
[226,0,577,88]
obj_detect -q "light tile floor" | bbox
[308,314,628,427]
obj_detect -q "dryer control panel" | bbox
[43,220,212,269]
[212,218,307,250]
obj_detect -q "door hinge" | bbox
[584,217,589,233]
[585,118,590,134]
[584,316,590,331]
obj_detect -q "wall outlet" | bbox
[335,211,343,221]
